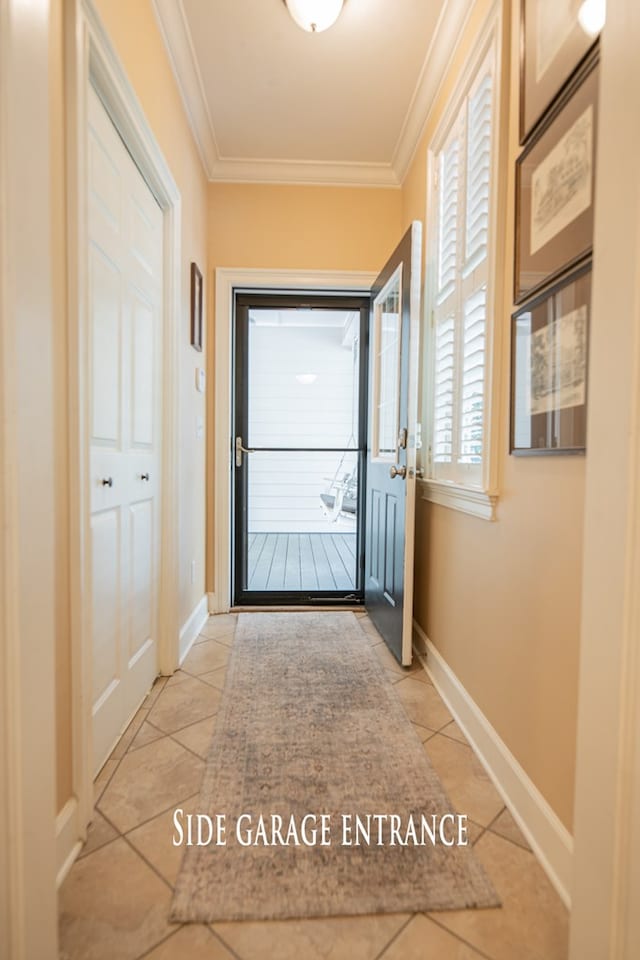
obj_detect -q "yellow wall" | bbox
[205,182,402,588]
[54,0,209,813]
[208,183,401,271]
[403,0,584,829]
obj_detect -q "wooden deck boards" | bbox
[247,533,357,592]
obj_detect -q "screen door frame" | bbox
[232,291,370,607]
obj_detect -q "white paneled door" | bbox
[88,87,163,775]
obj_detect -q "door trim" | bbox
[0,0,59,954]
[212,268,377,613]
[65,0,182,868]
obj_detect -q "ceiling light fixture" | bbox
[283,0,345,34]
[295,373,318,384]
[578,0,606,37]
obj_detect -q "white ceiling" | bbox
[152,0,472,186]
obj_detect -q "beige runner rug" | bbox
[171,612,499,922]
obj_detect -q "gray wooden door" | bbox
[365,222,422,665]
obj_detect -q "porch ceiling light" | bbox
[578,0,606,37]
[284,0,345,33]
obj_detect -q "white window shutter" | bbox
[465,71,493,267]
[437,136,460,298]
[433,312,455,463]
[429,45,496,489]
[460,286,486,463]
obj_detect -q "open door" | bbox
[365,222,422,665]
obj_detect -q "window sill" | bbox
[419,479,498,521]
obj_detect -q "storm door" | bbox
[233,293,369,605]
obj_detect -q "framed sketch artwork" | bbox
[520,0,599,143]
[190,261,203,352]
[515,52,598,303]
[510,264,590,455]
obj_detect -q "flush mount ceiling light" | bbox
[295,373,318,384]
[578,0,606,37]
[283,0,345,33]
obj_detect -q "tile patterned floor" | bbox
[59,613,569,960]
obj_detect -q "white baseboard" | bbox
[56,797,82,887]
[179,595,209,664]
[413,619,573,908]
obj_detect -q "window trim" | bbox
[422,1,505,520]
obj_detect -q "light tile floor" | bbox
[59,613,569,960]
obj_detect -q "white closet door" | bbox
[88,87,163,775]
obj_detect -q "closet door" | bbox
[88,87,163,774]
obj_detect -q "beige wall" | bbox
[54,0,210,813]
[205,182,402,589]
[403,0,584,830]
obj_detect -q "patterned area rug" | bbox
[171,612,499,922]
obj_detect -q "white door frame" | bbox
[0,0,59,956]
[211,268,376,612]
[64,0,182,862]
[569,1,640,957]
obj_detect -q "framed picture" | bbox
[510,263,591,455]
[520,0,598,143]
[515,52,598,304]
[190,262,203,352]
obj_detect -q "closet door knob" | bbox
[101,477,113,487]
[140,473,150,481]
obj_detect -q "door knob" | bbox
[389,465,406,479]
[101,477,113,487]
[140,473,150,481]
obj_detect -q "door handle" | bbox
[389,464,407,479]
[140,473,150,482]
[235,436,254,468]
[101,477,113,487]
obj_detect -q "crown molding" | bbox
[392,0,475,182]
[208,156,399,188]
[152,0,473,187]
[151,0,218,176]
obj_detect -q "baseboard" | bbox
[56,797,82,887]
[413,620,573,908]
[179,595,209,664]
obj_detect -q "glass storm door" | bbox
[233,293,369,605]
[365,222,423,665]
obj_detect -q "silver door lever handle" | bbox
[235,436,254,467]
[389,465,407,479]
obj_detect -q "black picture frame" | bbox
[520,0,599,144]
[190,262,203,352]
[510,263,591,456]
[515,52,598,305]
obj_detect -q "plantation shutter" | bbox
[465,72,493,266]
[433,127,461,471]
[431,52,494,487]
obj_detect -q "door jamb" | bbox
[0,0,59,954]
[65,0,181,862]
[211,268,376,613]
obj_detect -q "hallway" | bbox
[4,0,640,956]
[58,614,567,960]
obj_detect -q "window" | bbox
[426,41,499,511]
